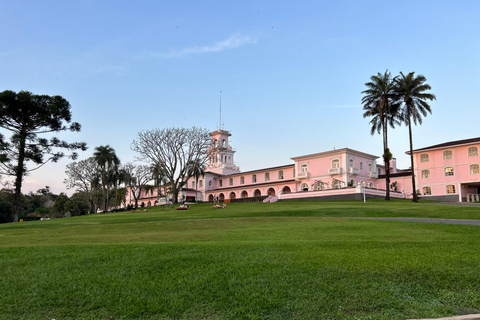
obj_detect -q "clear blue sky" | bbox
[1,0,479,195]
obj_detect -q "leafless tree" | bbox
[131,127,211,204]
[121,162,151,209]
[64,157,101,213]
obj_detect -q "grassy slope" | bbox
[1,200,479,319]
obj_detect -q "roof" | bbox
[407,137,480,154]
[291,148,379,161]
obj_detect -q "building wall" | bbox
[414,143,480,201]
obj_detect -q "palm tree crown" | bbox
[395,71,436,202]
[362,70,400,200]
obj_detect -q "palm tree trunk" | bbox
[383,118,390,201]
[408,120,418,202]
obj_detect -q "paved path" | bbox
[360,217,480,226]
[409,315,480,320]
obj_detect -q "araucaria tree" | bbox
[131,127,211,204]
[362,71,400,200]
[0,90,87,222]
[395,72,435,202]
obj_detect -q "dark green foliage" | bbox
[0,200,12,223]
[0,90,87,222]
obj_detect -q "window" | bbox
[420,154,429,163]
[470,164,480,174]
[349,159,354,168]
[368,182,374,188]
[468,147,478,157]
[446,185,456,194]
[208,180,212,187]
[199,180,203,188]
[443,150,453,160]
[421,170,430,179]
[360,162,363,170]
[368,163,372,171]
[213,139,218,147]
[240,176,244,184]
[378,168,381,175]
[301,164,308,173]
[265,172,270,181]
[423,187,432,195]
[219,180,223,187]
[301,183,309,192]
[252,174,257,183]
[229,178,233,186]
[444,167,454,176]
[278,170,284,179]
[222,139,226,148]
[332,159,340,168]
[192,181,195,189]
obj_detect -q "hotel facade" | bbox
[125,129,480,207]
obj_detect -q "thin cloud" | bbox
[161,34,257,58]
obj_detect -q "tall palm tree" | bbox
[187,159,205,203]
[395,72,436,202]
[93,145,120,212]
[362,70,400,200]
[150,162,163,197]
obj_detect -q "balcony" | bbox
[296,171,309,179]
[328,167,343,175]
[348,167,359,175]
[368,171,378,179]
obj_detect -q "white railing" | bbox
[296,171,309,179]
[328,168,342,175]
[368,171,378,179]
[466,194,480,202]
[349,167,359,175]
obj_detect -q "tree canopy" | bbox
[0,90,87,222]
[131,127,211,203]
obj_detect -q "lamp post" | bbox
[363,181,366,203]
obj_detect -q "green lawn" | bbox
[1,200,480,319]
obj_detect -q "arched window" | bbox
[254,189,261,197]
[267,188,275,196]
[213,139,218,148]
[282,186,291,194]
[219,193,225,201]
[360,162,363,170]
[301,183,309,192]
[470,164,480,174]
[229,192,236,199]
[446,185,456,194]
[222,139,226,148]
[443,150,453,160]
[468,147,478,157]
[332,159,340,168]
[368,182,374,188]
[421,170,430,179]
[241,190,248,198]
[208,194,214,202]
[444,167,454,177]
[423,187,432,195]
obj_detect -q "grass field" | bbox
[1,200,480,319]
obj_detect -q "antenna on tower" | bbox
[219,91,222,130]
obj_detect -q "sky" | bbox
[0,0,479,195]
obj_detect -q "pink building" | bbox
[125,129,480,206]
[182,129,411,203]
[410,137,480,202]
